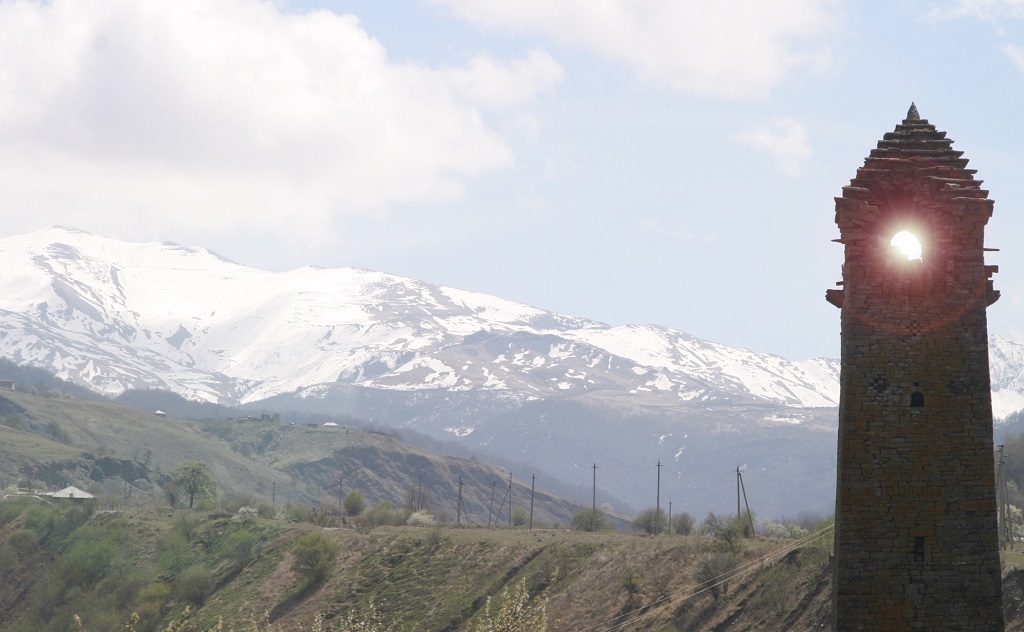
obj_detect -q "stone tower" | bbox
[827,104,1004,631]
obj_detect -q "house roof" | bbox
[50,486,95,499]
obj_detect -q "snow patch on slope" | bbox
[0,228,1022,418]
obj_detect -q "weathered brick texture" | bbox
[829,104,1004,631]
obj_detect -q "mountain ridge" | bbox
[2,226,1023,518]
[0,226,850,409]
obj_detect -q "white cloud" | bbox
[445,49,563,108]
[730,117,813,177]
[1003,43,1024,71]
[930,0,1024,21]
[0,0,562,244]
[426,0,837,99]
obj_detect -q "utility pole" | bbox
[1007,447,1014,550]
[487,481,496,527]
[272,481,275,507]
[338,476,344,511]
[1008,453,1016,551]
[529,474,536,531]
[669,501,673,536]
[457,476,464,526]
[508,472,513,527]
[998,445,1006,549]
[738,468,755,536]
[592,463,597,532]
[655,461,662,535]
[493,477,511,527]
[999,445,1013,550]
[417,474,424,511]
[736,466,741,518]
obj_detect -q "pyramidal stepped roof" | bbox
[843,103,991,205]
[870,102,966,163]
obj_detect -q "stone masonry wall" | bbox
[830,106,1003,631]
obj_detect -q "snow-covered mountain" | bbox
[0,226,850,410]
[3,226,1024,518]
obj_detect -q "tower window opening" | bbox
[910,391,925,407]
[891,230,923,261]
[914,536,925,561]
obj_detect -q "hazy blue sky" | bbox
[2,0,1023,360]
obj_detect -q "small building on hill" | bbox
[49,486,95,501]
[0,380,15,391]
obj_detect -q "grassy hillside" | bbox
[2,389,1024,630]
[0,390,294,502]
[4,501,1024,632]
[0,389,607,528]
[0,497,838,632]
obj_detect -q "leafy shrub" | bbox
[407,510,436,527]
[283,500,309,523]
[134,581,171,630]
[0,499,30,528]
[220,492,257,514]
[633,508,667,535]
[176,564,213,606]
[23,503,93,549]
[221,529,259,566]
[343,490,366,517]
[256,501,276,519]
[64,525,121,586]
[158,532,193,577]
[113,572,151,610]
[173,512,201,542]
[512,507,529,527]
[8,528,40,559]
[0,544,15,580]
[570,508,607,532]
[672,511,695,536]
[292,532,342,583]
[354,502,409,529]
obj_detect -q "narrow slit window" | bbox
[910,391,925,407]
[913,536,925,561]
